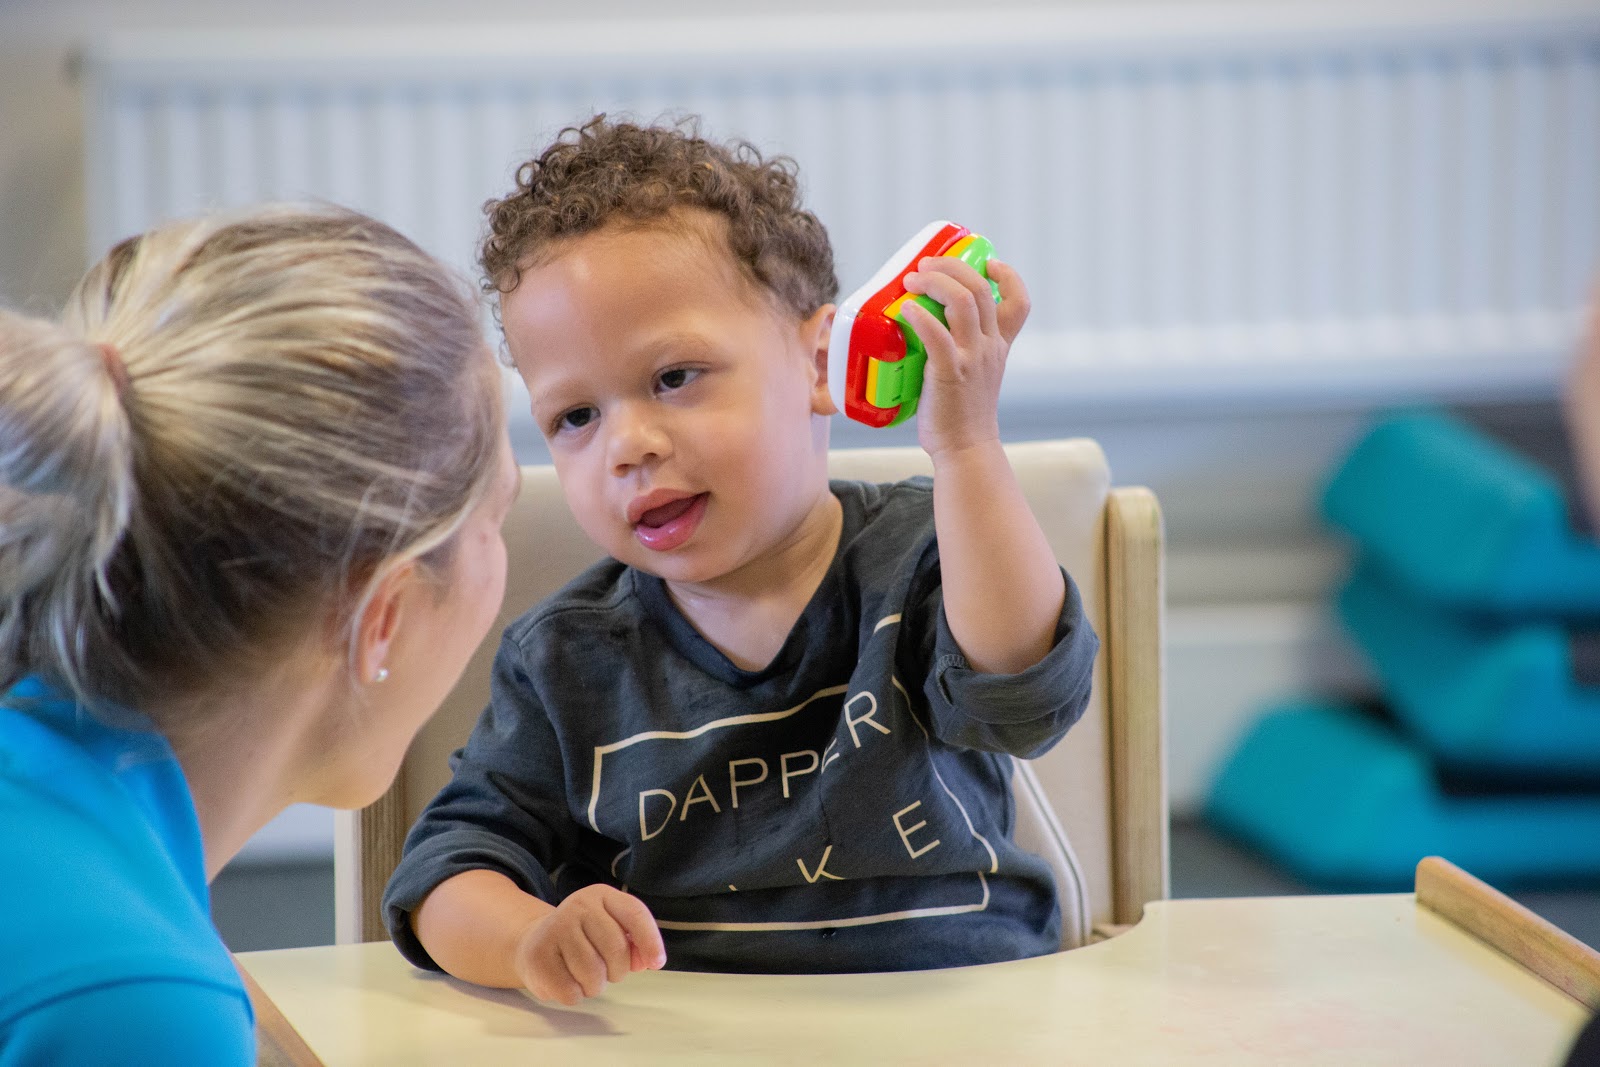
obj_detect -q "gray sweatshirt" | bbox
[383,477,1098,973]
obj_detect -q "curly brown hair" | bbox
[481,115,838,320]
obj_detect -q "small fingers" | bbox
[604,891,667,970]
[898,299,960,373]
[527,950,586,1007]
[905,261,989,348]
[557,936,610,1001]
[986,259,1031,343]
[911,257,999,334]
[579,910,635,983]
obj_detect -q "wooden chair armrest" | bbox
[1107,486,1168,924]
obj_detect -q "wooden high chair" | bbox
[334,439,1167,949]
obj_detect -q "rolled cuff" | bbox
[926,568,1099,757]
[380,830,558,971]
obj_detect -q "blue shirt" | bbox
[0,678,254,1066]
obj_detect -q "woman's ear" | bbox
[354,561,417,686]
[805,303,837,417]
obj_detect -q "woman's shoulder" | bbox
[0,976,254,1065]
[0,703,248,1039]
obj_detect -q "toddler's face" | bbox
[501,218,836,589]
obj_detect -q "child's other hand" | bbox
[511,884,666,1005]
[900,256,1030,462]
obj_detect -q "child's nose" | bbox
[606,402,671,473]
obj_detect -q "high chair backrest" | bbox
[335,439,1167,949]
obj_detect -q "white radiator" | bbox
[84,4,1600,407]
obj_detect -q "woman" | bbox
[0,205,518,1063]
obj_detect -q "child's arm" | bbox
[899,258,1065,675]
[385,632,665,1005]
[414,870,665,1006]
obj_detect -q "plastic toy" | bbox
[829,220,1000,428]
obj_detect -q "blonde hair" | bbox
[0,205,503,723]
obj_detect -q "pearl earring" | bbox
[373,667,390,683]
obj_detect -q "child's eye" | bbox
[656,367,702,392]
[554,406,597,434]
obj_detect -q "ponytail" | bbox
[0,312,136,701]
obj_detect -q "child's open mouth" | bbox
[633,493,708,552]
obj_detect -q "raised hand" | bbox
[899,256,1030,462]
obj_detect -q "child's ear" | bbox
[804,304,837,417]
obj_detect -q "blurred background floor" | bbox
[212,817,1600,954]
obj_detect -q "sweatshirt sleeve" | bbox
[914,566,1099,759]
[381,631,580,971]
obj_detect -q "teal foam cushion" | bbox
[1205,700,1600,890]
[1321,412,1600,619]
[1339,566,1600,780]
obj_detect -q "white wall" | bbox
[10,0,1260,312]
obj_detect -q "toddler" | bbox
[383,117,1099,1004]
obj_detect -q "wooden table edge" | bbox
[1414,855,1600,1012]
[236,953,328,1067]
